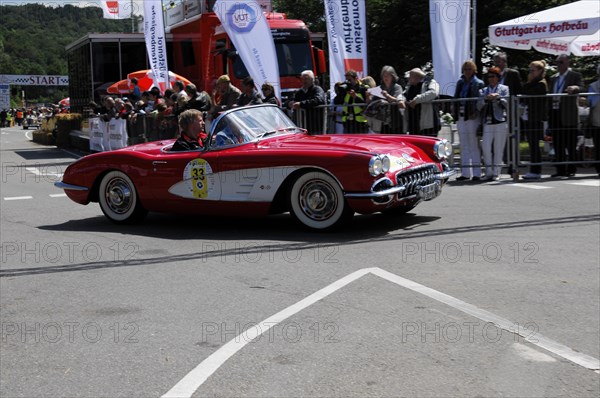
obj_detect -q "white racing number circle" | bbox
[183,159,214,199]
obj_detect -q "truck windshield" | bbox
[232,41,314,79]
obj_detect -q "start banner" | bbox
[0,75,69,86]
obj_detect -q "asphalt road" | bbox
[1,125,599,397]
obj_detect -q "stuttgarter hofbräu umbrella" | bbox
[488,0,600,56]
[106,70,192,95]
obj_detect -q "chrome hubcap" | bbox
[299,180,337,221]
[105,178,133,215]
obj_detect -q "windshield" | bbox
[209,106,300,149]
[232,42,314,79]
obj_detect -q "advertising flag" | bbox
[429,0,471,96]
[323,0,368,98]
[100,0,131,19]
[143,1,170,93]
[214,0,281,100]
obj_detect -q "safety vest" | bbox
[16,111,23,119]
[342,88,367,123]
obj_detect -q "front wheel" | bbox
[288,171,352,230]
[98,171,147,224]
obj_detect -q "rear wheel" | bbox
[98,171,147,224]
[288,171,352,230]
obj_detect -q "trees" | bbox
[0,3,132,103]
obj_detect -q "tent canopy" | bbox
[488,1,600,56]
[106,70,192,95]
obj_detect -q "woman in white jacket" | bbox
[477,67,510,181]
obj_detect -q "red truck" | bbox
[168,10,326,100]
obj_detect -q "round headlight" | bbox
[434,139,453,159]
[381,155,391,173]
[369,156,384,176]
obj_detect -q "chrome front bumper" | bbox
[344,168,455,200]
[344,185,406,199]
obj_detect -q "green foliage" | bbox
[0,3,134,104]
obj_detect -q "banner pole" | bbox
[131,0,134,33]
[471,0,477,60]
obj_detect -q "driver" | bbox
[171,109,207,151]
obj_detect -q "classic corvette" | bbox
[55,104,455,230]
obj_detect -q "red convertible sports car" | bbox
[55,105,455,230]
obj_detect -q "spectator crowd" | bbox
[37,52,598,180]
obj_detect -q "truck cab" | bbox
[169,12,326,100]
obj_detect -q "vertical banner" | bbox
[100,0,131,19]
[324,0,368,98]
[214,0,281,100]
[89,118,104,152]
[143,1,170,93]
[429,0,471,96]
[108,118,128,150]
[0,84,10,111]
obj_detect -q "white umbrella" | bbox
[488,0,600,56]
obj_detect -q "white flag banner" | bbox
[429,0,471,96]
[108,118,128,150]
[89,118,105,152]
[323,0,368,98]
[99,0,131,19]
[214,0,281,100]
[143,1,170,93]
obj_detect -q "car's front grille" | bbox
[396,164,438,198]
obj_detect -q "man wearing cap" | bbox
[211,74,241,118]
[400,68,440,136]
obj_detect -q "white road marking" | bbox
[568,180,600,187]
[60,148,83,159]
[371,268,600,371]
[3,196,33,201]
[161,268,373,398]
[162,267,600,398]
[25,167,63,178]
[49,193,67,198]
[24,130,32,141]
[510,184,551,190]
[512,342,556,363]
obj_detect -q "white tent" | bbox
[488,0,600,56]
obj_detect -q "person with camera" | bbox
[335,70,368,134]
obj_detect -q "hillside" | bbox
[0,3,137,103]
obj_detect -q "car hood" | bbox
[259,133,422,156]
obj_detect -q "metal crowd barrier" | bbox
[123,96,598,181]
[509,92,599,181]
[126,114,179,145]
[289,93,598,180]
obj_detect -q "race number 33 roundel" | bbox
[183,159,214,199]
